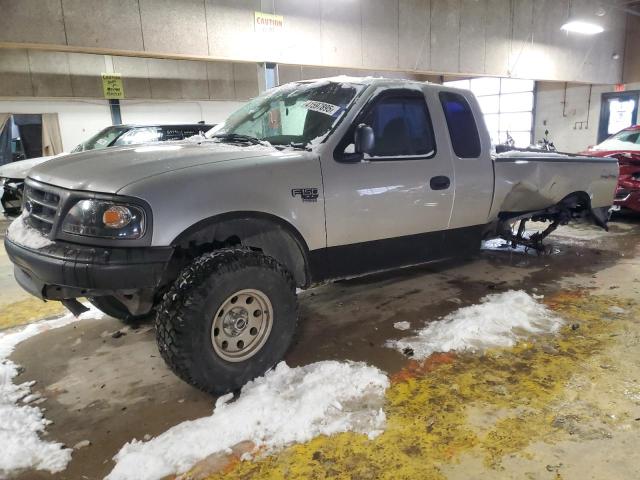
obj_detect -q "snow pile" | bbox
[107,361,389,480]
[387,291,563,360]
[6,213,54,250]
[393,321,411,331]
[0,306,103,476]
[183,133,206,142]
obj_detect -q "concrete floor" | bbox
[3,215,640,480]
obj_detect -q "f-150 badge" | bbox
[291,188,319,202]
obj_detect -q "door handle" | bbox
[430,175,450,190]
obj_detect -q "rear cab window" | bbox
[439,91,482,158]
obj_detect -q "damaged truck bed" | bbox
[491,150,617,251]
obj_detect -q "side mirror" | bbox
[355,124,374,154]
[342,124,374,163]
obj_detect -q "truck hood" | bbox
[0,153,65,179]
[28,141,278,193]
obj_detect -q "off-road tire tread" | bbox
[155,247,296,394]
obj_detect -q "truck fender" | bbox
[170,212,312,288]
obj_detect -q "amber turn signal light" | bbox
[102,205,133,229]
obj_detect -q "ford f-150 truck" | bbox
[4,77,617,394]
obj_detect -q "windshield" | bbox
[113,127,162,146]
[72,126,129,152]
[207,80,363,147]
[595,128,640,151]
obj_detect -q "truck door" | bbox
[320,88,455,278]
[437,90,494,247]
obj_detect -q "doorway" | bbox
[0,114,43,166]
[598,91,640,143]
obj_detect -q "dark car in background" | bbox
[0,123,213,214]
[581,125,640,214]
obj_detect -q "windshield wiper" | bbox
[211,133,263,145]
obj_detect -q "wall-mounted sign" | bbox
[254,11,284,32]
[101,73,124,99]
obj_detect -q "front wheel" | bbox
[155,248,298,395]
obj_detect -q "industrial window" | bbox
[444,77,535,148]
[361,93,435,158]
[439,92,481,158]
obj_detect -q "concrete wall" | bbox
[0,98,241,150]
[623,14,640,84]
[277,64,441,85]
[119,100,243,126]
[0,0,629,84]
[534,81,640,153]
[0,49,259,101]
[0,99,111,150]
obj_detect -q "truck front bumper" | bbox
[5,237,174,300]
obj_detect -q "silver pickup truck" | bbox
[5,77,617,394]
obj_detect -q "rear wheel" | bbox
[155,248,297,395]
[88,296,151,325]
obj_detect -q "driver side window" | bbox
[361,92,436,159]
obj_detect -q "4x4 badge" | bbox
[291,188,319,202]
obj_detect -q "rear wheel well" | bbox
[497,191,592,225]
[165,213,311,289]
[557,191,591,211]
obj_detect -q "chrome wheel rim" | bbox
[211,289,273,362]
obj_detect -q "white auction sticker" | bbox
[303,100,340,116]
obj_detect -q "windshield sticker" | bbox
[303,100,340,116]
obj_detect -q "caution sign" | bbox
[254,11,284,32]
[101,73,124,99]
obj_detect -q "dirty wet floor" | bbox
[3,216,640,479]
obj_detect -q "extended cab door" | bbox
[319,87,455,278]
[437,90,494,240]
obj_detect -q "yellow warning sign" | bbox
[101,73,124,99]
[254,11,284,32]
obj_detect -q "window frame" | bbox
[443,77,535,147]
[334,88,437,162]
[439,91,482,159]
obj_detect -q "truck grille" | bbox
[23,184,60,235]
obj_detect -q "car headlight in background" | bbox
[62,200,146,239]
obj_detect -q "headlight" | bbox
[62,200,146,239]
[0,178,6,187]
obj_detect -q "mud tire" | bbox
[155,248,297,395]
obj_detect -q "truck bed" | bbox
[490,150,618,218]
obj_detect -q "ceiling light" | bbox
[560,21,604,34]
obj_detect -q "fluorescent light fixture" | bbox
[560,20,604,34]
